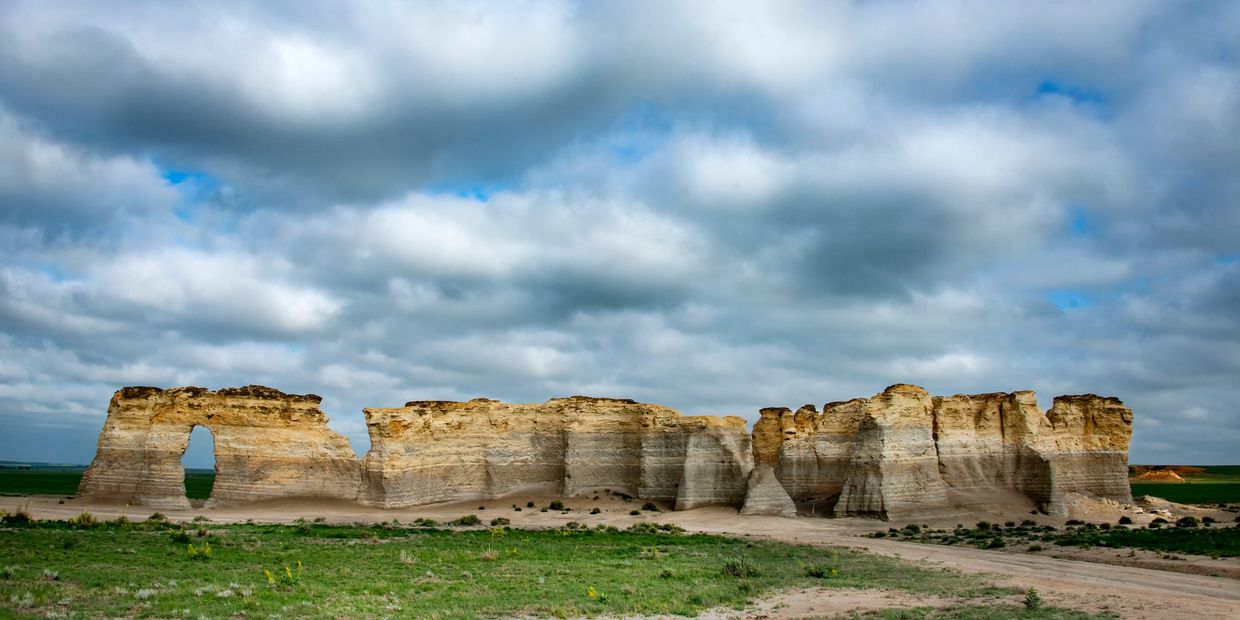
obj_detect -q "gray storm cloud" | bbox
[0,0,1237,466]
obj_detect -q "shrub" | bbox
[1005,521,1016,527]
[1022,520,1037,526]
[1118,516,1133,525]
[1028,544,1044,552]
[641,502,660,512]
[721,557,761,578]
[489,517,510,527]
[69,511,98,529]
[976,521,991,531]
[1,504,33,525]
[146,512,168,523]
[451,515,481,526]
[903,523,921,534]
[1203,516,1216,524]
[985,538,1005,549]
[1065,519,1084,526]
[413,518,437,527]
[478,506,485,510]
[171,530,192,544]
[805,562,839,578]
[804,552,841,579]
[629,510,641,516]
[1176,516,1199,528]
[590,507,601,514]
[187,541,212,560]
[659,569,674,579]
[549,500,565,511]
[1024,587,1042,610]
[527,501,535,508]
[478,549,499,561]
[514,507,522,512]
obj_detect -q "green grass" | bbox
[1129,465,1240,505]
[0,469,214,501]
[876,520,1240,558]
[1129,483,1240,505]
[0,518,1031,619]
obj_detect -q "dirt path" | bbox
[5,495,1239,618]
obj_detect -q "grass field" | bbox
[875,519,1240,558]
[0,515,1106,619]
[1129,465,1240,505]
[0,468,214,500]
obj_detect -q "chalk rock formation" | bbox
[754,385,1133,519]
[359,396,752,509]
[77,386,361,509]
[739,464,797,516]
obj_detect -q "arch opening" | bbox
[182,425,216,505]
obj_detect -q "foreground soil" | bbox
[4,494,1239,619]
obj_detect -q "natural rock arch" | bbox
[77,386,361,509]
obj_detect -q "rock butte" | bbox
[77,384,1132,519]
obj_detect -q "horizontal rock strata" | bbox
[754,385,1133,519]
[359,396,751,509]
[77,386,361,509]
[78,383,1132,518]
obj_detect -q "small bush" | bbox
[1065,519,1084,526]
[805,562,839,579]
[0,566,15,580]
[1005,521,1016,527]
[171,530,192,544]
[985,538,1005,549]
[1027,544,1044,552]
[1118,516,1133,525]
[1202,516,1216,524]
[590,507,601,514]
[146,512,168,523]
[1022,520,1037,526]
[527,501,535,508]
[489,517,510,527]
[69,511,98,529]
[478,506,485,510]
[629,510,641,516]
[549,500,565,511]
[721,557,761,578]
[641,502,660,512]
[413,518,437,527]
[1176,516,1199,528]
[451,515,481,526]
[513,507,522,512]
[478,549,499,561]
[1024,587,1042,610]
[187,541,212,560]
[903,523,921,534]
[976,521,991,531]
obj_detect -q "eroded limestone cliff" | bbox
[753,385,1133,518]
[359,396,751,509]
[77,383,1132,518]
[76,386,361,509]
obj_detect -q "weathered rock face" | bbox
[77,383,1131,517]
[755,385,1133,519]
[77,386,361,509]
[739,464,797,516]
[359,396,752,509]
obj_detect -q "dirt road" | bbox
[4,495,1238,618]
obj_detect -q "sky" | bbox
[0,1,1237,468]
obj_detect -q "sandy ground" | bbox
[4,493,1239,619]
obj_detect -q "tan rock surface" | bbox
[358,396,752,509]
[756,385,1133,519]
[739,464,797,516]
[77,386,361,509]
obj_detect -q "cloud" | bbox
[0,0,1237,467]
